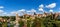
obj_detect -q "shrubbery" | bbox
[0,14,60,27]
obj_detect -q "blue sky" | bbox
[0,0,60,16]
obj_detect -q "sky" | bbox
[0,0,60,16]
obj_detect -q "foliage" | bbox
[0,15,60,27]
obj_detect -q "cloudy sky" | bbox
[0,0,60,16]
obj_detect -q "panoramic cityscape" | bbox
[0,0,60,27]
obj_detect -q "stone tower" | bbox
[16,13,19,21]
[14,13,20,27]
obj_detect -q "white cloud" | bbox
[39,8,44,12]
[10,11,22,16]
[49,9,53,12]
[10,11,16,14]
[8,9,26,16]
[39,7,44,12]
[39,4,44,8]
[0,10,17,16]
[44,11,48,13]
[0,10,4,14]
[27,9,36,12]
[26,10,32,15]
[6,14,11,16]
[0,12,11,16]
[31,9,36,12]
[0,10,9,16]
[46,3,56,8]
[26,9,36,15]
[2,12,7,15]
[18,9,25,12]
[0,6,4,9]
[27,11,31,12]
[0,10,16,16]
[39,4,44,12]
[17,9,26,14]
